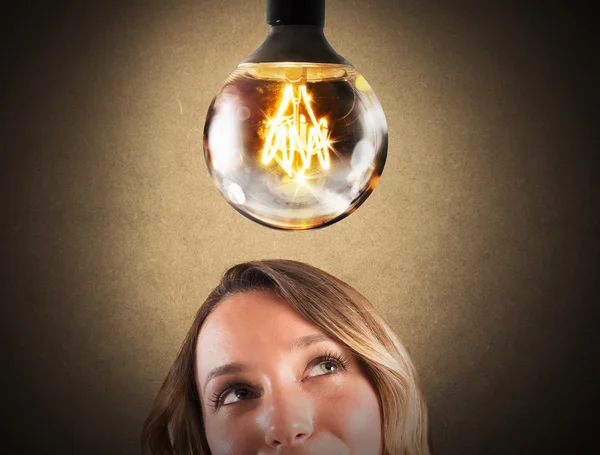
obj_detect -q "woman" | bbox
[142,259,430,455]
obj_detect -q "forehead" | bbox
[196,291,320,366]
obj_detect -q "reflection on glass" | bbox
[204,62,388,230]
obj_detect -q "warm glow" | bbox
[203,62,388,230]
[262,84,330,177]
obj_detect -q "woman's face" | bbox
[195,291,382,455]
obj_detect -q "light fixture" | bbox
[203,0,387,230]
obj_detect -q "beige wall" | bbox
[3,0,596,453]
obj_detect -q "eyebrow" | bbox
[202,333,331,394]
[203,362,246,394]
[289,333,331,352]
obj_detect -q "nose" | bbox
[263,387,314,448]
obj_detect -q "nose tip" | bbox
[262,385,314,449]
[266,423,312,447]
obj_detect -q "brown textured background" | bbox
[2,0,597,453]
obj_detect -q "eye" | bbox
[306,352,349,378]
[307,360,339,377]
[221,386,256,405]
[210,383,258,410]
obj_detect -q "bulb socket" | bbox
[267,0,325,27]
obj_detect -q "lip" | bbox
[267,434,351,455]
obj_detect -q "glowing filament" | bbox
[262,84,330,177]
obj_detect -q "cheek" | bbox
[318,378,382,454]
[203,407,265,455]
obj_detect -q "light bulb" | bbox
[203,0,387,230]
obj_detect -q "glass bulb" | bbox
[202,3,388,230]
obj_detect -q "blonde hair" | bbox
[142,259,430,455]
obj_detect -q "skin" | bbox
[195,291,383,455]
